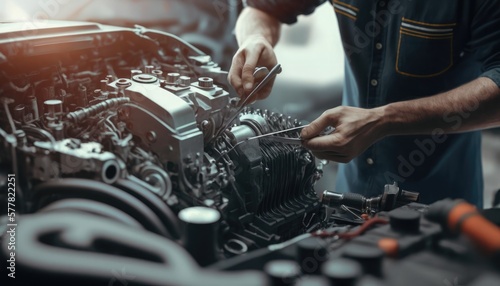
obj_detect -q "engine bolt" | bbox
[201,120,210,130]
[179,76,191,86]
[116,78,132,87]
[198,77,213,88]
[152,70,163,80]
[166,73,180,84]
[145,65,154,74]
[146,131,157,143]
[131,69,142,79]
[300,153,313,165]
[100,80,109,91]
[14,130,26,147]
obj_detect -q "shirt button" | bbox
[375,43,383,50]
[379,1,386,7]
[366,158,374,165]
[370,79,378,86]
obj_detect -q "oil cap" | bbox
[264,260,301,286]
[322,258,362,286]
[296,237,329,274]
[389,208,421,233]
[342,244,384,277]
[178,207,220,266]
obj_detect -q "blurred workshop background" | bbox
[1,0,499,207]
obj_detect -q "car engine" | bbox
[0,20,322,246]
[1,21,499,286]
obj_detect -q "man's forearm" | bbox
[379,77,500,136]
[235,7,281,47]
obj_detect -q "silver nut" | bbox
[198,77,213,88]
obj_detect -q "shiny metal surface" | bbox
[212,64,282,140]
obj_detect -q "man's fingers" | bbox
[302,134,342,151]
[228,53,244,96]
[301,110,338,139]
[241,49,261,95]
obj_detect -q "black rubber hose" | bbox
[32,179,171,238]
[114,178,181,239]
[342,192,365,211]
[39,198,144,230]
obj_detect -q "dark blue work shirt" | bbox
[246,0,500,208]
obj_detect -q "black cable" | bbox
[31,179,171,238]
[114,178,181,240]
[39,198,144,230]
[22,126,57,146]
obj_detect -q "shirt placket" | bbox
[367,0,387,108]
[363,0,389,185]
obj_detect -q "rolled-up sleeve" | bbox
[244,0,327,24]
[469,0,500,87]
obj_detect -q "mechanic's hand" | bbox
[301,106,386,163]
[228,35,278,103]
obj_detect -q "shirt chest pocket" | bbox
[396,17,456,77]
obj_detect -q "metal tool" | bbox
[216,125,306,162]
[253,66,269,79]
[245,125,305,145]
[238,125,335,149]
[255,125,335,144]
[216,125,337,162]
[216,124,335,161]
[212,64,282,141]
[238,64,282,107]
[259,136,302,145]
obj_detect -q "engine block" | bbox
[0,21,322,256]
